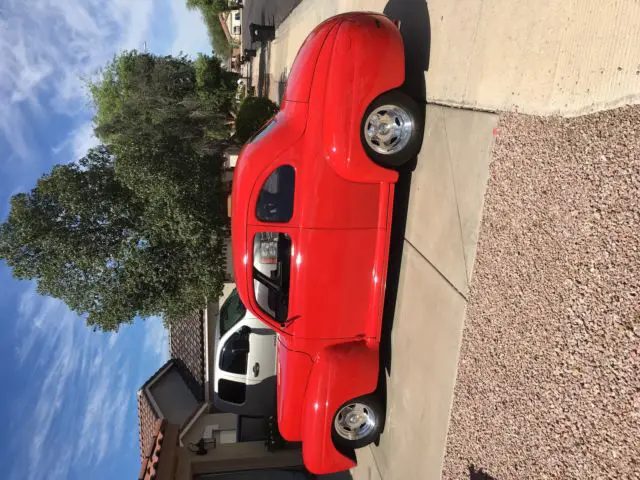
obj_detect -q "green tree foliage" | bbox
[0,51,239,331]
[234,96,279,144]
[0,146,227,331]
[186,0,243,13]
[90,51,237,150]
[185,0,239,57]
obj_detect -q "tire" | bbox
[361,89,423,168]
[331,394,384,450]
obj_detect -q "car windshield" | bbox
[219,289,247,337]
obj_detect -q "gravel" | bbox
[442,107,640,480]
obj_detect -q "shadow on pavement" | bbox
[469,464,498,480]
[257,41,268,97]
[277,69,288,104]
[242,0,303,49]
[377,0,431,424]
[384,0,431,102]
[244,0,302,95]
[315,472,353,480]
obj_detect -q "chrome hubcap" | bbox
[364,104,414,155]
[334,402,377,441]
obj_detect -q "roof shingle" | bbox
[137,388,160,463]
[168,311,205,401]
[137,311,205,463]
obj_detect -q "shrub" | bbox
[234,96,278,144]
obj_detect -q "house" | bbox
[137,301,305,479]
[222,9,242,44]
[230,10,242,41]
[135,150,304,478]
[138,419,307,480]
[218,10,243,72]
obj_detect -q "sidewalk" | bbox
[250,0,640,116]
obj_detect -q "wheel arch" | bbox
[300,341,380,474]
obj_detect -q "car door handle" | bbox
[283,315,300,327]
[252,362,260,377]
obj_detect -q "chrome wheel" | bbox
[364,104,414,155]
[333,402,378,441]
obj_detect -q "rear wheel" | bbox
[331,394,383,450]
[361,90,422,168]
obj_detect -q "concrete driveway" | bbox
[349,106,498,480]
[238,1,640,477]
[251,0,640,116]
[242,0,498,477]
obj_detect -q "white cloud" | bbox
[169,1,213,57]
[143,316,169,363]
[1,0,212,164]
[0,0,155,161]
[70,121,99,160]
[11,286,138,480]
[75,357,130,464]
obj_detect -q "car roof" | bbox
[230,101,308,324]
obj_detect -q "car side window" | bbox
[256,165,295,223]
[252,232,292,323]
[219,331,249,375]
[218,378,246,405]
[250,118,277,144]
[219,289,246,337]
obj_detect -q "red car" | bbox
[231,12,422,474]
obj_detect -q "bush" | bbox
[234,96,278,144]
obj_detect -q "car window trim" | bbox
[253,267,281,292]
[249,117,277,144]
[219,289,246,337]
[219,332,249,375]
[253,267,290,325]
[255,164,295,224]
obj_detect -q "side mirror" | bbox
[239,325,252,336]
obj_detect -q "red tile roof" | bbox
[138,419,165,480]
[137,360,173,463]
[137,391,159,463]
[168,311,205,401]
[218,12,233,43]
[137,311,205,463]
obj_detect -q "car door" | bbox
[214,290,276,416]
[247,163,300,333]
[248,151,380,342]
[244,309,277,384]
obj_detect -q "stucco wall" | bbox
[149,369,199,426]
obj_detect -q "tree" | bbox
[186,0,243,12]
[185,1,235,57]
[0,51,239,332]
[90,51,238,151]
[234,96,278,144]
[0,146,227,332]
[213,0,243,10]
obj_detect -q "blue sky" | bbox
[0,1,212,478]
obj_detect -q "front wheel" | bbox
[361,90,423,168]
[331,394,384,450]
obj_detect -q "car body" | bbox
[231,12,418,474]
[213,288,277,417]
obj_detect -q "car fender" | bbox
[301,341,380,474]
[315,14,405,184]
